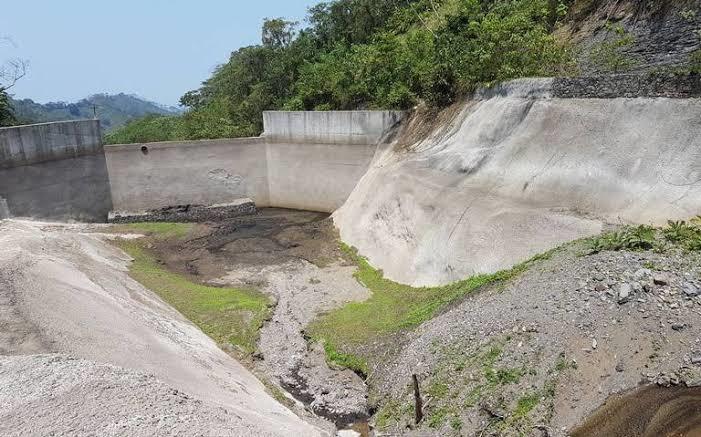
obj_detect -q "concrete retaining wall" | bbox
[1,112,401,220]
[262,111,402,211]
[265,142,378,212]
[105,111,402,213]
[263,110,404,145]
[335,88,701,286]
[0,120,112,221]
[104,138,269,212]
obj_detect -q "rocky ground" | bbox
[118,210,701,436]
[368,238,701,436]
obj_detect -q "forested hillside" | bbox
[9,93,179,131]
[105,0,701,144]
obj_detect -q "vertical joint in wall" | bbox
[0,197,10,220]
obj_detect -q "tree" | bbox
[0,37,28,126]
[0,87,14,126]
[262,18,297,48]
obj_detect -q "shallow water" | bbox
[571,385,701,437]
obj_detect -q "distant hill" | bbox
[10,93,181,131]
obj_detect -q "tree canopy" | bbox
[107,0,574,144]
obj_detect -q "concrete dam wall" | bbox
[334,78,701,286]
[4,87,700,289]
[0,119,112,222]
[0,111,402,220]
[105,110,403,213]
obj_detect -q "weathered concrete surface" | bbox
[0,120,112,222]
[263,111,402,212]
[0,219,326,436]
[263,110,403,145]
[0,119,102,168]
[334,81,701,286]
[105,138,270,212]
[0,198,9,219]
[106,111,403,214]
[266,142,378,212]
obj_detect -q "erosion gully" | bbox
[132,208,372,434]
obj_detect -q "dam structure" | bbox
[0,110,403,222]
[3,75,701,286]
[2,76,701,286]
[1,74,701,436]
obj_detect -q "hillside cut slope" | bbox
[335,78,701,286]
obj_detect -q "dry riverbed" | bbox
[111,214,701,436]
[112,209,372,429]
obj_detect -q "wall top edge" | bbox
[0,119,99,131]
[262,110,406,114]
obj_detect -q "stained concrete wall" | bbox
[1,112,402,220]
[263,110,404,145]
[104,138,269,212]
[0,120,112,221]
[265,142,378,212]
[105,111,403,213]
[263,111,402,211]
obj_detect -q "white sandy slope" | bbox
[335,81,701,286]
[0,219,324,437]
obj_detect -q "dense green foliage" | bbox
[10,93,179,131]
[0,88,15,126]
[108,0,574,143]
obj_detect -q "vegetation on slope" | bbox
[307,242,554,375]
[113,223,271,355]
[106,0,576,144]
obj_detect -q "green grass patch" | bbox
[322,341,369,375]
[427,406,451,429]
[513,393,540,418]
[588,224,656,253]
[115,239,270,354]
[308,242,552,372]
[112,222,194,240]
[375,399,414,429]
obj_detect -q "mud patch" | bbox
[138,208,342,281]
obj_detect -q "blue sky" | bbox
[1,0,318,105]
